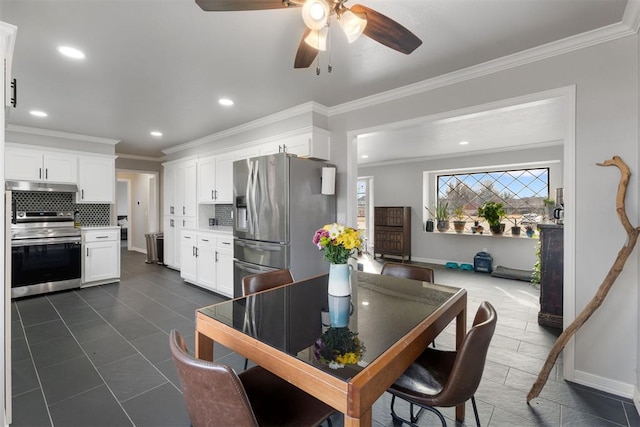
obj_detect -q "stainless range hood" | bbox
[5,180,79,193]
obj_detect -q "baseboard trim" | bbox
[573,370,634,399]
[130,246,146,254]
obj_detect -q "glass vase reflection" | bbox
[328,294,353,327]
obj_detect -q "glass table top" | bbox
[198,271,463,382]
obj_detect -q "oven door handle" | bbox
[11,237,82,247]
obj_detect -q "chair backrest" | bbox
[380,262,435,283]
[242,269,294,296]
[169,330,259,427]
[438,301,497,406]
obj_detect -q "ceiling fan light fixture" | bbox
[339,9,367,43]
[302,0,329,30]
[304,27,328,51]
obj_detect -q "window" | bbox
[436,168,550,234]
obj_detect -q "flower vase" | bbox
[328,263,351,296]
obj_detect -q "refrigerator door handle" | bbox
[249,160,259,235]
[245,160,254,235]
[235,260,274,276]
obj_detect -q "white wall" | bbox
[328,34,639,396]
[116,181,128,216]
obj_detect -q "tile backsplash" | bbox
[12,191,110,226]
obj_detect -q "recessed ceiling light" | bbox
[30,110,48,117]
[58,46,85,59]
[150,131,163,137]
[218,98,234,106]
[361,154,369,159]
[459,140,470,145]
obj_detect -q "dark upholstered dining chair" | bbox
[387,301,497,427]
[170,330,335,427]
[380,262,435,283]
[242,268,294,296]
[242,269,294,369]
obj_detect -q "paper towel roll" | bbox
[321,167,336,195]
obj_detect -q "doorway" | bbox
[116,171,160,254]
[357,177,373,254]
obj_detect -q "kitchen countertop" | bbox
[184,226,233,235]
[81,226,120,231]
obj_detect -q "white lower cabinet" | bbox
[180,230,233,297]
[82,228,120,286]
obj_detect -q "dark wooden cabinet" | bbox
[374,207,411,262]
[537,223,563,329]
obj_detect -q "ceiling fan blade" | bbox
[294,29,319,69]
[350,4,422,54]
[195,0,299,11]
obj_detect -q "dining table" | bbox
[195,270,467,427]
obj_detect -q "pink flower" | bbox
[312,228,329,248]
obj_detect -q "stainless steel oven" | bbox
[10,211,82,298]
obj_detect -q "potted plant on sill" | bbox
[452,207,466,233]
[525,224,535,237]
[435,202,449,232]
[509,217,521,236]
[477,201,505,235]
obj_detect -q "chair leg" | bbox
[243,358,248,371]
[390,395,446,427]
[471,396,481,427]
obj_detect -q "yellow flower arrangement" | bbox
[312,223,363,264]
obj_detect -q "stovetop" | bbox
[11,210,81,240]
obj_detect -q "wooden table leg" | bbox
[344,408,372,427]
[195,330,214,361]
[455,305,467,422]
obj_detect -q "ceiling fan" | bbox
[195,0,422,70]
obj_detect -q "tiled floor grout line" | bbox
[44,295,137,427]
[13,302,56,427]
[71,288,185,398]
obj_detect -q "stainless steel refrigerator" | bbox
[233,153,336,298]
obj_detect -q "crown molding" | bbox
[6,124,120,145]
[115,152,166,162]
[163,101,329,155]
[623,0,640,33]
[329,18,639,117]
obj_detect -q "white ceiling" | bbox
[1,0,631,161]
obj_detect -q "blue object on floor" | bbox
[445,262,459,269]
[474,251,493,273]
[460,263,474,271]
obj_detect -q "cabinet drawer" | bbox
[197,235,216,247]
[216,237,233,250]
[84,230,119,242]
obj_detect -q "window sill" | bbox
[425,230,538,239]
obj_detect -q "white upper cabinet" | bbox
[183,160,197,216]
[214,153,234,203]
[197,153,234,204]
[258,128,331,160]
[77,155,114,203]
[165,159,197,216]
[5,147,77,183]
[197,156,216,203]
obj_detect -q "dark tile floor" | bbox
[10,250,639,426]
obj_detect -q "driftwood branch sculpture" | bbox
[527,155,640,402]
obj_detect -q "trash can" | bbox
[145,233,158,264]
